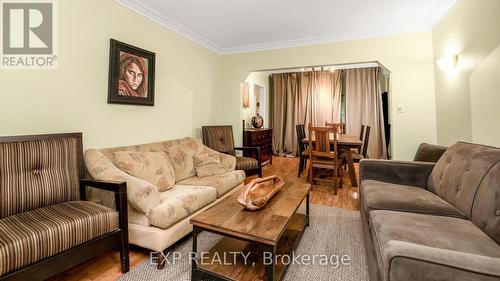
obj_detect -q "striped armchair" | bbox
[0,133,129,281]
[202,125,262,177]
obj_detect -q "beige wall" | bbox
[432,0,500,146]
[14,1,500,159]
[0,0,221,149]
[470,44,500,147]
[218,32,437,160]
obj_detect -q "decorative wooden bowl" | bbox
[237,175,285,211]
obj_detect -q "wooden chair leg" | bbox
[298,157,303,177]
[310,167,314,184]
[120,231,130,273]
[303,159,308,178]
[333,163,338,195]
[338,165,343,190]
[306,160,311,182]
[309,166,314,190]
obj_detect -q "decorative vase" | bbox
[251,114,264,128]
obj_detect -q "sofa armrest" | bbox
[360,159,435,189]
[413,143,448,162]
[84,149,161,214]
[383,241,500,281]
[80,179,128,231]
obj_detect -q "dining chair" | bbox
[325,122,346,134]
[341,125,371,164]
[325,122,347,168]
[359,125,365,149]
[361,126,371,158]
[308,124,343,195]
[296,124,309,177]
[340,124,365,170]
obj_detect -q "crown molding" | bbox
[115,0,223,53]
[422,0,458,28]
[219,28,424,55]
[116,0,457,55]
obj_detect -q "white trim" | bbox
[115,0,222,53]
[422,0,458,28]
[219,28,422,54]
[269,62,381,74]
[255,61,391,74]
[115,0,457,55]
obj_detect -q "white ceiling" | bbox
[116,0,457,54]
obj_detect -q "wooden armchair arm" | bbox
[80,179,128,231]
[80,179,126,194]
[234,146,261,167]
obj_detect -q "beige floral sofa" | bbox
[84,137,245,252]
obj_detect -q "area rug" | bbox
[120,204,368,281]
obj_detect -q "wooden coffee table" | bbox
[190,181,310,281]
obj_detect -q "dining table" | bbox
[302,134,363,187]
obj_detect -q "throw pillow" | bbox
[193,152,226,177]
[111,151,175,192]
[166,138,204,181]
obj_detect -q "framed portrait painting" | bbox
[108,39,155,106]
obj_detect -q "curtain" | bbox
[345,67,387,159]
[311,71,343,125]
[272,70,342,156]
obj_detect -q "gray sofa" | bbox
[360,142,500,281]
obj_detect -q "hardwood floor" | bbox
[259,156,360,211]
[48,156,360,281]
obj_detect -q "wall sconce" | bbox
[437,55,459,72]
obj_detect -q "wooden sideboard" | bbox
[243,128,273,165]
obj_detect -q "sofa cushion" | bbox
[362,180,465,218]
[370,210,500,281]
[99,137,194,159]
[128,205,150,227]
[193,152,226,177]
[166,139,204,182]
[148,185,217,229]
[381,241,500,281]
[111,151,176,192]
[0,201,118,276]
[471,160,500,244]
[235,156,258,171]
[177,170,245,197]
[84,149,161,214]
[371,210,500,259]
[202,146,236,172]
[427,142,500,219]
